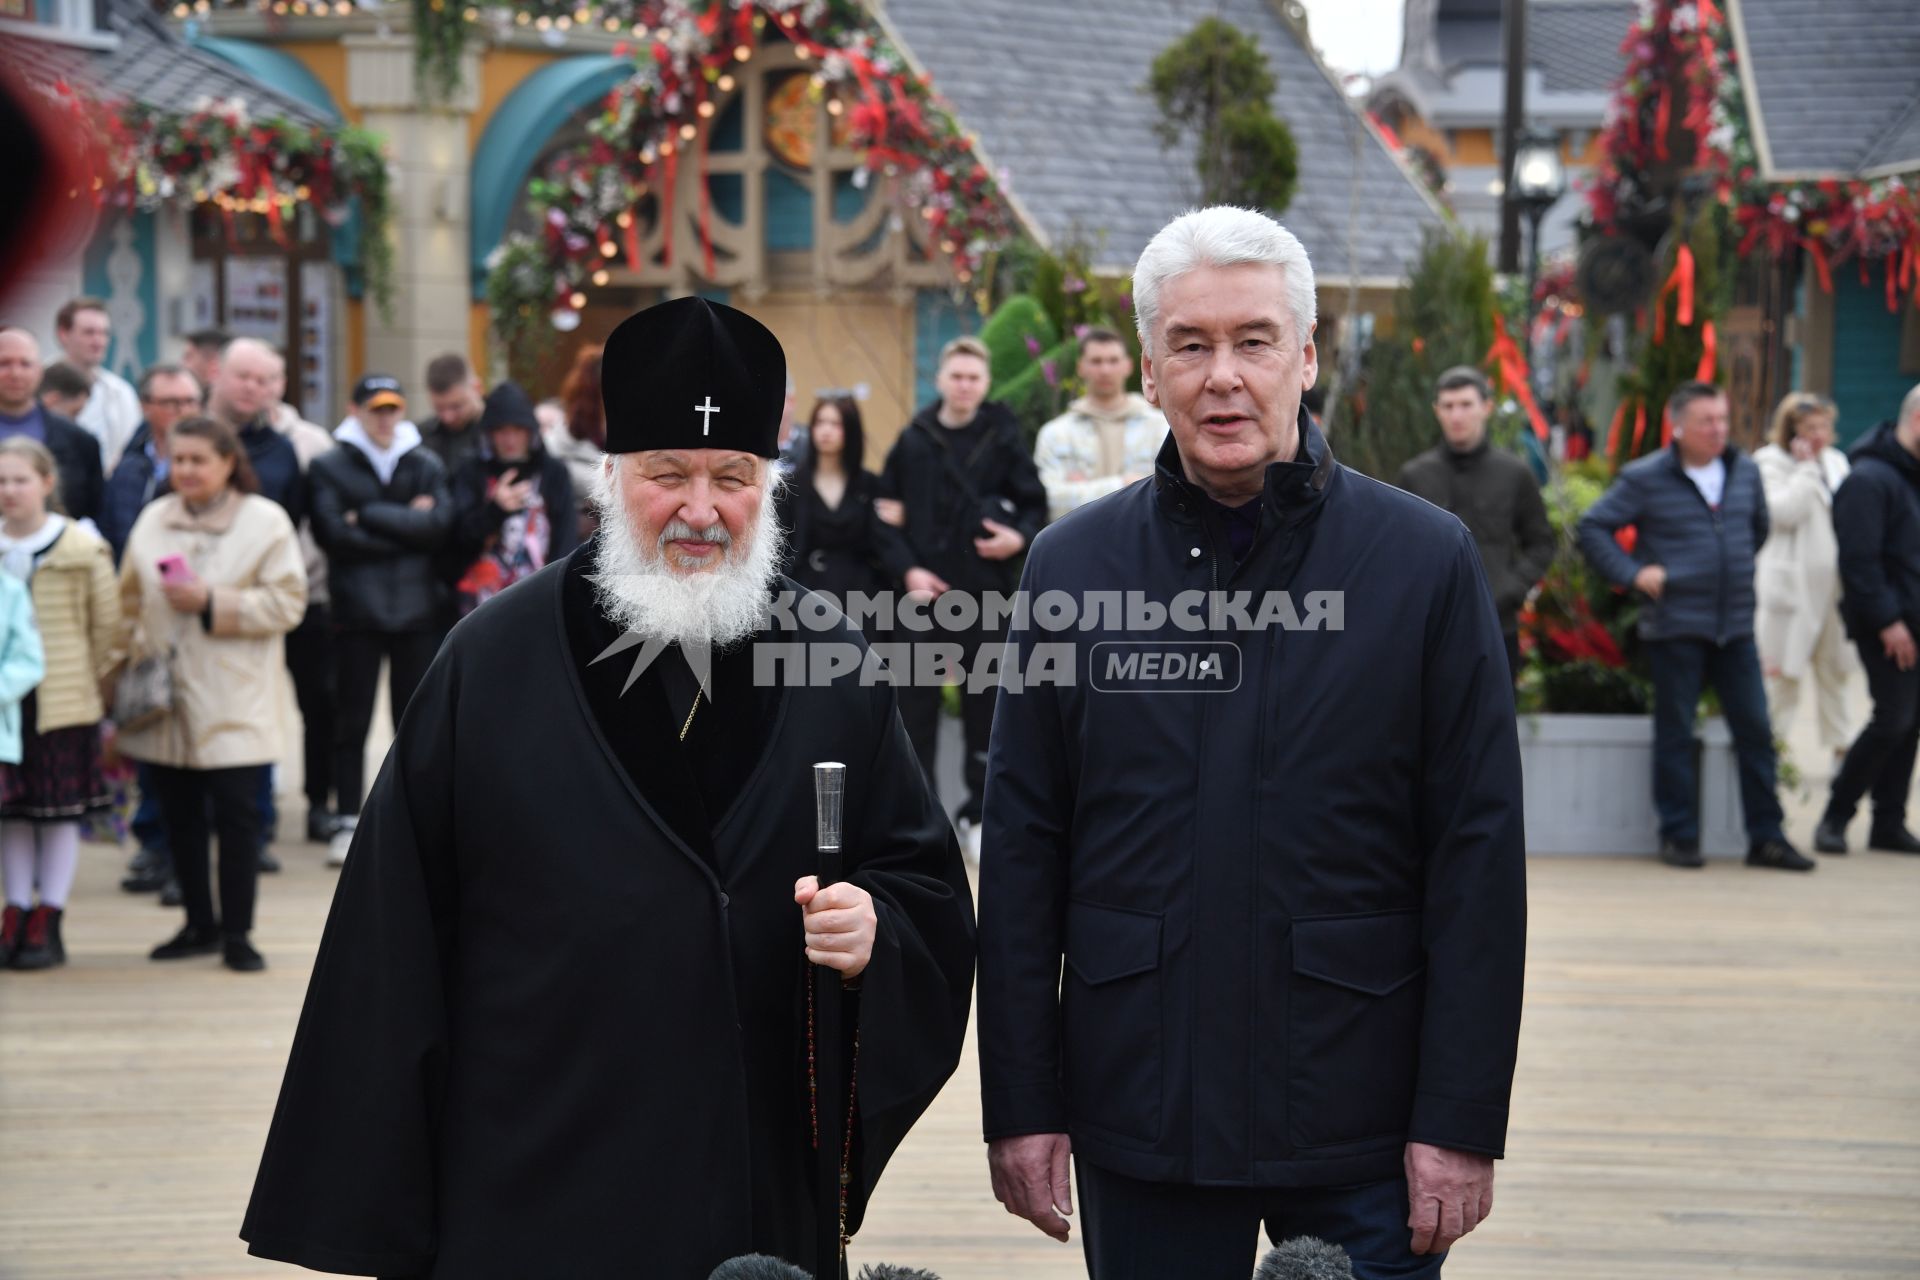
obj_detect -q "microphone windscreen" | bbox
[707,1255,811,1280]
[856,1268,943,1280]
[1253,1236,1355,1280]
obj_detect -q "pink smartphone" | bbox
[156,554,191,585]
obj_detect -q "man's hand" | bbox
[1405,1141,1494,1256]
[1883,620,1917,671]
[409,493,437,512]
[1633,564,1667,599]
[988,1133,1073,1242]
[492,469,533,514]
[903,567,950,599]
[1789,435,1819,464]
[161,578,209,615]
[794,876,877,980]
[875,497,905,527]
[974,518,1025,562]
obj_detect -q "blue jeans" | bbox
[1077,1161,1445,1279]
[1645,635,1784,845]
[131,761,168,856]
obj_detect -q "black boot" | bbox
[223,934,266,973]
[257,846,282,874]
[1812,817,1849,854]
[305,807,339,843]
[11,905,60,970]
[121,846,172,893]
[1747,837,1816,872]
[1867,826,1920,854]
[0,904,23,967]
[159,875,183,908]
[1659,837,1704,868]
[150,924,223,960]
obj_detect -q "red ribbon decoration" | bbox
[1484,314,1551,441]
[1674,243,1695,326]
[1606,399,1627,459]
[1695,320,1717,382]
[1631,400,1650,454]
[622,211,642,272]
[1802,237,1833,293]
[1889,253,1902,314]
[1660,405,1675,448]
[660,149,679,266]
[1653,85,1672,163]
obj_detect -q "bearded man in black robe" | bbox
[241,298,976,1277]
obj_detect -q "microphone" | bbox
[708,1256,810,1280]
[1253,1236,1354,1280]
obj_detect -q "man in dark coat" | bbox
[1398,366,1554,682]
[1577,382,1810,872]
[1814,385,1920,855]
[977,207,1526,1280]
[877,336,1048,854]
[307,374,453,867]
[242,297,975,1278]
[443,379,579,617]
[0,327,103,523]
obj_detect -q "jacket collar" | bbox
[163,488,244,534]
[1663,440,1746,476]
[1152,406,1334,528]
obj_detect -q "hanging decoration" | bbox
[1584,0,1919,310]
[47,81,396,315]
[482,0,1019,366]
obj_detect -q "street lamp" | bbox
[1512,130,1568,332]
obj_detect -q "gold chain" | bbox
[678,690,701,742]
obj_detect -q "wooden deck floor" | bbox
[3,784,1917,1278]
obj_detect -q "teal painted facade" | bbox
[469,55,630,298]
[189,36,342,123]
[1830,268,1915,445]
[81,211,159,374]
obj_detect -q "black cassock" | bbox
[241,547,975,1277]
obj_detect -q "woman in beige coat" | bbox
[1755,393,1854,760]
[120,417,306,973]
[0,438,122,970]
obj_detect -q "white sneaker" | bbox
[326,816,358,868]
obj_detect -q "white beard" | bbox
[585,463,787,650]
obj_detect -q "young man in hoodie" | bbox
[1032,328,1167,522]
[877,335,1049,858]
[1814,384,1920,856]
[309,374,452,866]
[445,381,579,617]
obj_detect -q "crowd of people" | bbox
[0,280,1915,984]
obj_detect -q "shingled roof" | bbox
[878,0,1443,284]
[1732,0,1920,180]
[0,0,327,125]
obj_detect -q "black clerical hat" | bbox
[600,296,786,457]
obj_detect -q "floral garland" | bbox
[484,0,1018,363]
[1585,0,1920,310]
[51,82,396,315]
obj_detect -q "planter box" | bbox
[1519,714,1743,857]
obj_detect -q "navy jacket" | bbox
[100,422,169,561]
[978,414,1527,1188]
[1833,420,1920,643]
[1576,444,1770,643]
[240,417,306,526]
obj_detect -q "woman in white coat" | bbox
[1754,393,1854,761]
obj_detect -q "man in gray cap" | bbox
[243,297,975,1279]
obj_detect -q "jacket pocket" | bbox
[1287,909,1425,1149]
[1062,899,1162,1143]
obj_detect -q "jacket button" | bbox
[1189,546,1202,558]
[718,892,730,908]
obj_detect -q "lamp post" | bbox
[1512,130,1568,336]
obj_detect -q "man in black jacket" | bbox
[309,374,452,867]
[0,327,103,522]
[1398,366,1554,682]
[445,381,578,617]
[1815,386,1920,855]
[878,335,1048,853]
[979,207,1526,1279]
[1577,382,1810,872]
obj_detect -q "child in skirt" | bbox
[0,438,121,970]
